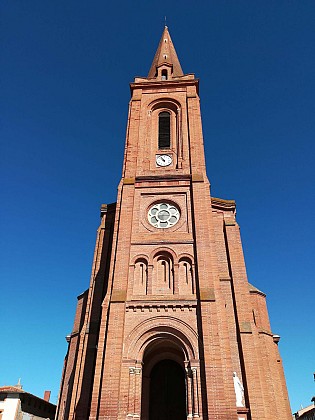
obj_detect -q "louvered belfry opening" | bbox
[158,111,171,149]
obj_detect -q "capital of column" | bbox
[129,366,142,375]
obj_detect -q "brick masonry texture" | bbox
[55,28,292,420]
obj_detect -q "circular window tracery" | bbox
[148,203,180,229]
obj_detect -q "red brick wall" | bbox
[56,65,291,420]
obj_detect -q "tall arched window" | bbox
[153,252,174,294]
[179,258,194,294]
[134,258,148,295]
[158,111,171,149]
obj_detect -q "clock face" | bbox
[156,154,172,167]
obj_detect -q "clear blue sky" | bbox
[1,0,314,413]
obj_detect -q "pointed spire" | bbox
[148,26,184,78]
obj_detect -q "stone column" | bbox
[192,367,200,417]
[147,265,153,295]
[185,363,193,418]
[177,107,183,167]
[127,367,136,418]
[133,366,142,418]
[173,262,179,294]
[191,264,196,294]
[127,364,142,419]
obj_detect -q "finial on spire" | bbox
[164,16,167,28]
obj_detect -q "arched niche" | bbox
[178,256,194,295]
[133,257,148,295]
[152,251,174,295]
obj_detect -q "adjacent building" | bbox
[294,399,315,420]
[0,385,56,420]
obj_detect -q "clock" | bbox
[156,154,172,167]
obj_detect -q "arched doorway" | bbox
[125,321,201,419]
[149,359,186,420]
[141,339,188,420]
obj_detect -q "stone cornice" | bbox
[130,78,199,93]
[211,197,236,211]
[135,174,191,182]
[100,202,116,217]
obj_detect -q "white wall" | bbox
[0,394,21,420]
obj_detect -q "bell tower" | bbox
[56,27,292,420]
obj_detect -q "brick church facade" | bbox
[55,27,292,420]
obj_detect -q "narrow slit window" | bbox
[158,111,170,149]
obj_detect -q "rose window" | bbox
[148,203,180,228]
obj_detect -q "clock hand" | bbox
[161,157,165,162]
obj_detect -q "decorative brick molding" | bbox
[126,302,196,312]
